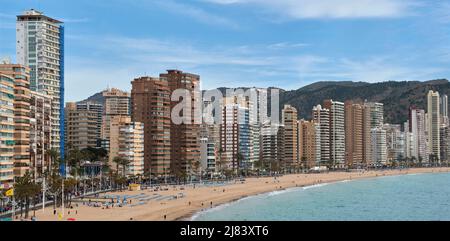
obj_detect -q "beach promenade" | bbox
[30,168,450,221]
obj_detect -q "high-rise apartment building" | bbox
[313,105,330,166]
[65,102,102,151]
[371,127,387,165]
[440,126,450,162]
[161,70,201,176]
[261,122,284,170]
[220,97,251,172]
[0,74,15,189]
[101,88,130,148]
[298,120,320,169]
[131,77,171,176]
[344,101,372,168]
[440,94,448,127]
[282,105,298,168]
[17,9,65,160]
[384,124,405,163]
[323,99,345,168]
[0,63,31,177]
[427,90,441,161]
[29,91,52,179]
[108,116,144,176]
[365,102,384,129]
[408,107,427,162]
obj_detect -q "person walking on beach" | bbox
[164,215,167,220]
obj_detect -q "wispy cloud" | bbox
[202,0,420,20]
[64,32,448,101]
[154,0,239,29]
[59,17,90,23]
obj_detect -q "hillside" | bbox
[280,79,450,124]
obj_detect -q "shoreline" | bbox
[30,167,450,221]
[187,170,445,221]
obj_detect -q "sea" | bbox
[192,172,450,221]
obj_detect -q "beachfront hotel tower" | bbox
[0,72,16,189]
[427,90,441,161]
[440,94,449,127]
[298,120,320,169]
[220,96,251,172]
[29,91,52,179]
[65,102,102,151]
[108,116,144,176]
[100,88,130,150]
[161,70,201,177]
[16,10,65,166]
[131,77,171,176]
[282,105,298,168]
[407,107,427,162]
[313,105,330,167]
[0,62,31,179]
[323,99,346,169]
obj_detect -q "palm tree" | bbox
[14,172,41,219]
[47,173,62,209]
[46,148,60,175]
[64,178,78,207]
[113,156,130,177]
[67,148,84,179]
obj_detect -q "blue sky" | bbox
[1,0,450,102]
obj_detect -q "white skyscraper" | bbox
[409,107,427,162]
[16,9,65,165]
[323,100,345,169]
[440,94,448,127]
[427,90,440,161]
[371,127,387,165]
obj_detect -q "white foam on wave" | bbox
[302,183,330,190]
[191,179,355,220]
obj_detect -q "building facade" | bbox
[282,105,298,168]
[161,70,201,177]
[427,90,441,161]
[17,9,65,160]
[108,116,144,176]
[0,63,31,178]
[65,102,101,151]
[313,105,330,167]
[0,74,15,189]
[131,77,171,176]
[323,100,345,168]
[101,88,131,149]
[371,127,387,166]
[298,120,320,169]
[29,91,52,179]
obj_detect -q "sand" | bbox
[27,167,450,221]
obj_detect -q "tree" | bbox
[113,156,130,177]
[46,148,60,175]
[67,148,85,179]
[14,172,41,219]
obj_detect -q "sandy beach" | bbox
[28,167,450,221]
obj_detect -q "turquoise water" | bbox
[193,172,450,221]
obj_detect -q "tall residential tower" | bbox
[17,10,65,163]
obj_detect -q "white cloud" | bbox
[154,0,239,29]
[64,33,446,101]
[202,0,419,19]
